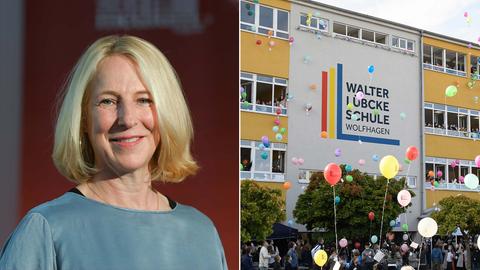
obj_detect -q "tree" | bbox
[241,180,286,243]
[293,165,414,243]
[431,195,480,235]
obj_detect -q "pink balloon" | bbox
[274,119,281,125]
[397,190,412,207]
[298,158,304,165]
[450,161,457,168]
[355,91,365,100]
[291,157,298,165]
[464,11,469,17]
[339,238,348,248]
[358,159,365,166]
[459,176,465,183]
[475,155,480,167]
[437,171,443,178]
[401,244,409,252]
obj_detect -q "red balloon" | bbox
[324,163,342,186]
[368,211,375,221]
[256,39,262,45]
[405,146,419,161]
[354,242,361,249]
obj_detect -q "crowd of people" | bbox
[241,235,480,270]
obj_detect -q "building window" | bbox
[333,22,346,35]
[239,140,287,182]
[240,1,289,39]
[433,47,443,67]
[423,44,432,64]
[434,109,445,129]
[392,36,415,52]
[240,72,288,115]
[375,33,387,44]
[347,25,360,38]
[241,147,252,171]
[470,55,479,77]
[362,29,374,42]
[425,103,480,139]
[426,157,480,189]
[272,150,285,173]
[425,108,433,127]
[299,13,328,32]
[407,176,416,188]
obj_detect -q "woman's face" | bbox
[86,54,160,176]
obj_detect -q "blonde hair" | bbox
[52,35,198,183]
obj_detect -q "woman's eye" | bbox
[138,98,153,105]
[97,99,116,106]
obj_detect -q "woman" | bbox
[0,35,227,269]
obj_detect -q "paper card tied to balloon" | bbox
[333,261,341,270]
[410,242,419,249]
[374,251,385,262]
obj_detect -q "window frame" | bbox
[239,140,287,182]
[240,72,288,116]
[423,45,467,77]
[391,36,415,52]
[299,13,329,32]
[424,102,480,139]
[240,1,289,40]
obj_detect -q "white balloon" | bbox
[477,235,480,249]
[417,217,438,238]
[397,190,412,207]
[403,234,409,241]
[464,174,479,189]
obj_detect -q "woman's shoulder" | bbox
[27,192,82,218]
[174,202,217,228]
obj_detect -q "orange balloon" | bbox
[428,170,434,177]
[321,131,328,138]
[267,30,273,36]
[309,83,317,90]
[283,181,291,190]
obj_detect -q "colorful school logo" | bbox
[321,63,400,146]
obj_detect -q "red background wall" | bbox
[20,0,238,268]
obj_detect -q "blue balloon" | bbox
[335,196,340,205]
[389,220,396,227]
[272,126,279,133]
[372,154,379,162]
[261,151,268,160]
[287,219,293,226]
[368,65,375,74]
[345,165,352,172]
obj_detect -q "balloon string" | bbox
[417,237,424,270]
[379,178,389,246]
[333,186,338,252]
[405,163,411,188]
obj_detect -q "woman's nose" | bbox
[117,102,138,128]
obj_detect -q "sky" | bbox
[314,0,480,44]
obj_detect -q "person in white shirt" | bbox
[259,240,271,270]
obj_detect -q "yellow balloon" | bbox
[314,249,328,267]
[379,155,399,179]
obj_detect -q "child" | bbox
[285,254,293,270]
[272,255,282,270]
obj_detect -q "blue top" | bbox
[0,192,227,270]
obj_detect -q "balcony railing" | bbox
[240,171,285,182]
[425,181,480,191]
[423,63,467,77]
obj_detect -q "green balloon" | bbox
[402,223,409,232]
[445,85,458,97]
[280,127,286,134]
[347,103,354,110]
[373,109,380,116]
[434,181,439,188]
[240,163,244,171]
[346,175,353,182]
[404,158,411,164]
[241,92,247,99]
